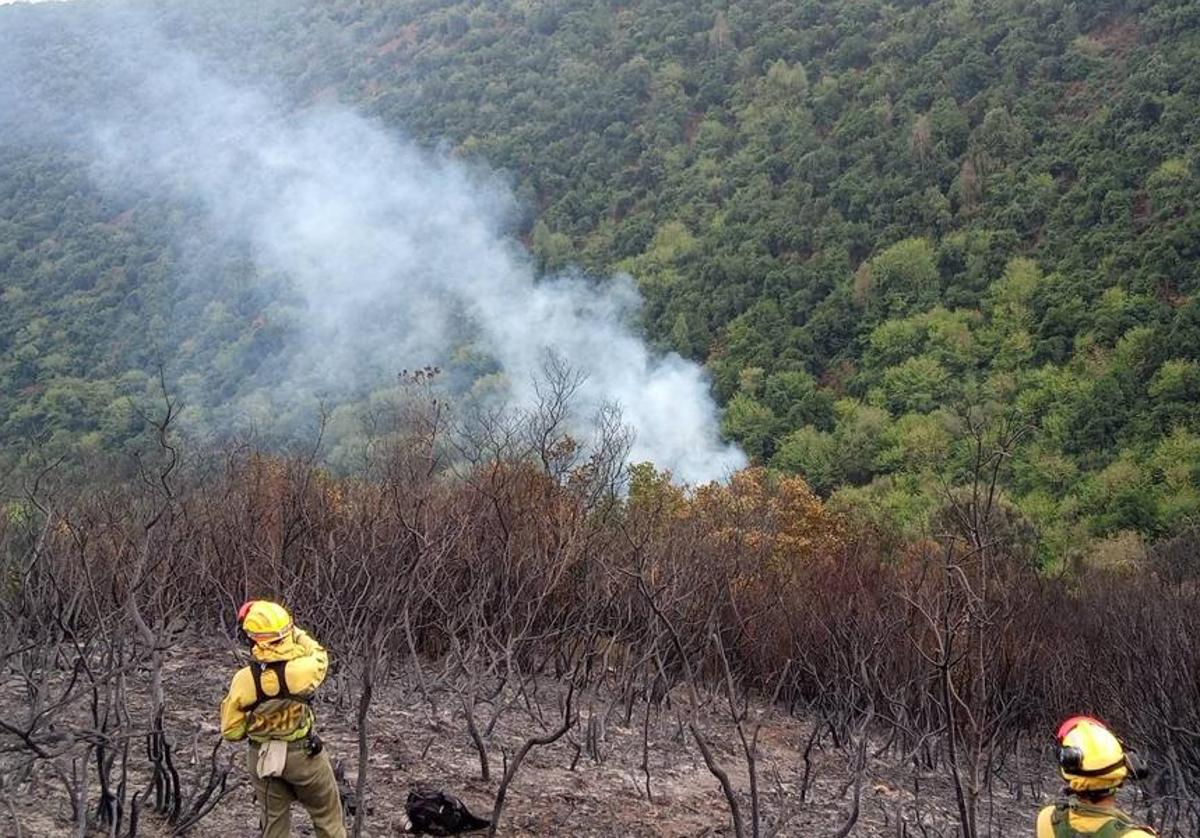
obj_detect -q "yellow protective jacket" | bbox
[220,628,328,743]
[1036,801,1156,837]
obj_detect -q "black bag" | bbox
[404,788,491,835]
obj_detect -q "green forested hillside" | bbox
[2,0,1199,562]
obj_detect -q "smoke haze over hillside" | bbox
[0,7,746,482]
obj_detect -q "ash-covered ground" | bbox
[2,643,1079,836]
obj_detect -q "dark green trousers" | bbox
[248,740,346,838]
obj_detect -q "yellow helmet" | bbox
[1056,716,1129,793]
[237,600,293,645]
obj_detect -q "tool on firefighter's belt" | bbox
[306,732,324,757]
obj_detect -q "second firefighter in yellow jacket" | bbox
[1036,715,1155,838]
[220,600,346,838]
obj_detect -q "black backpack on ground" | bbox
[403,788,491,835]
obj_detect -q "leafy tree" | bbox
[1078,454,1162,537]
[875,355,954,414]
[771,426,839,493]
[1151,428,1200,530]
[761,370,833,432]
[877,411,954,475]
[4,0,1200,549]
[721,392,777,462]
[1149,359,1200,431]
[856,237,940,319]
[831,399,891,486]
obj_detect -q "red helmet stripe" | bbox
[1057,715,1105,741]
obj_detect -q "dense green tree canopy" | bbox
[2,0,1198,563]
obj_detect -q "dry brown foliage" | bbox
[2,386,1198,836]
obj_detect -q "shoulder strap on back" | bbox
[1070,802,1154,838]
[1049,801,1076,838]
[245,660,311,713]
[1093,820,1135,838]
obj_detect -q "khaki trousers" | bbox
[247,740,346,838]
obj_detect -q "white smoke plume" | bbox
[1,9,746,483]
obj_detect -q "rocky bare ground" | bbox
[3,643,1066,836]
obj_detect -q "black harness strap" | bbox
[1051,801,1156,837]
[245,660,312,714]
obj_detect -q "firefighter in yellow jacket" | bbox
[1036,716,1155,838]
[221,600,346,838]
